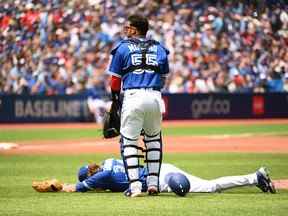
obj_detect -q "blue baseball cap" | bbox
[78,165,89,182]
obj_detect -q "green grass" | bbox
[0,128,103,142]
[163,124,288,136]
[1,123,288,215]
[1,123,288,142]
[0,153,288,216]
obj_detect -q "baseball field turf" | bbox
[0,120,288,216]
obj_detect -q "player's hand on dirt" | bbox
[32,179,63,192]
[61,184,76,192]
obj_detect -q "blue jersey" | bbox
[76,159,147,192]
[108,38,169,90]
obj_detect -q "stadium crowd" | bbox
[0,0,287,96]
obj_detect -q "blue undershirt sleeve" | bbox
[76,170,112,192]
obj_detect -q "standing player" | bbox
[32,158,276,195]
[107,15,169,197]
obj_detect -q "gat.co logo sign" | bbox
[191,96,231,119]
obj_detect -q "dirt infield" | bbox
[1,134,288,155]
[1,119,288,155]
[1,119,288,189]
[2,118,288,129]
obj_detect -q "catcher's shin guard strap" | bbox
[125,145,145,152]
[145,148,161,152]
[124,154,144,159]
[121,134,138,141]
[122,136,142,183]
[130,178,140,183]
[143,138,161,143]
[147,173,159,176]
[120,136,144,160]
[144,159,161,163]
[144,132,163,189]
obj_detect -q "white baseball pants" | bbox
[159,164,258,193]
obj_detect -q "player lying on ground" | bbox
[32,158,276,196]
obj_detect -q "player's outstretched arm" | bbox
[75,170,112,192]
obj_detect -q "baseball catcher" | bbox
[106,14,170,198]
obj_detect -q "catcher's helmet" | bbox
[78,166,89,182]
[168,172,190,197]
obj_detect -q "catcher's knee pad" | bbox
[121,135,144,183]
[144,132,163,189]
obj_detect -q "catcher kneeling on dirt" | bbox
[32,158,276,196]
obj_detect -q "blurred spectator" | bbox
[0,0,287,95]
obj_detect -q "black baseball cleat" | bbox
[256,167,276,193]
[147,185,159,196]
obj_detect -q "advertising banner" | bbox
[162,93,288,120]
[0,95,90,122]
[1,93,287,122]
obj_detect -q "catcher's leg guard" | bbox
[121,135,144,193]
[144,132,162,191]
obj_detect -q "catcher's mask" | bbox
[78,163,100,182]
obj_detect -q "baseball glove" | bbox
[32,179,63,192]
[103,101,120,138]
